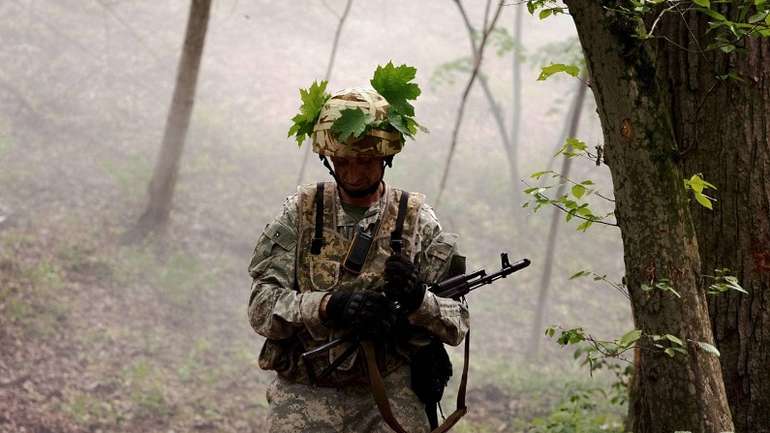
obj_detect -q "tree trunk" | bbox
[564,1,734,432]
[656,8,770,432]
[131,0,211,240]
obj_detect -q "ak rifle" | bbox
[431,253,530,299]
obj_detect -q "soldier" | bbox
[248,87,469,433]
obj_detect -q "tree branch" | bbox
[435,0,506,206]
[296,0,354,186]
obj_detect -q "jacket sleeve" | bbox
[407,204,470,346]
[247,194,331,341]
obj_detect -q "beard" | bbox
[339,179,382,198]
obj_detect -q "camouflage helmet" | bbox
[312,87,404,157]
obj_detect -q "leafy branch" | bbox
[523,181,618,231]
[569,270,630,300]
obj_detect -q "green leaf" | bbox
[697,342,721,357]
[538,8,553,19]
[569,270,591,280]
[371,61,421,117]
[545,326,556,337]
[664,348,677,358]
[748,11,769,24]
[684,174,717,209]
[693,0,710,8]
[330,108,371,143]
[571,184,586,199]
[694,192,714,209]
[619,329,642,348]
[576,220,593,232]
[663,334,684,347]
[537,63,581,81]
[288,80,331,146]
[387,111,415,139]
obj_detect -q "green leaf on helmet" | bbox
[288,80,331,146]
[331,108,372,142]
[371,61,421,117]
[387,111,414,139]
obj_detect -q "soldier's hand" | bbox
[326,290,395,337]
[384,254,425,313]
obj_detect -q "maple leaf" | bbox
[331,108,371,142]
[287,80,330,146]
[370,62,421,117]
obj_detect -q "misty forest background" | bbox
[2,1,642,432]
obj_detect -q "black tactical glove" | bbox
[325,290,395,338]
[384,254,426,313]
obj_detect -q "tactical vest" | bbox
[265,182,425,386]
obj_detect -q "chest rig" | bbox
[294,181,424,385]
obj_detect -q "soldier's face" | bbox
[330,156,384,193]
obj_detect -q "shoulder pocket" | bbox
[264,221,296,251]
[426,232,458,262]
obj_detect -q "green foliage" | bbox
[683,173,717,210]
[705,268,748,295]
[697,341,721,357]
[554,137,588,158]
[649,333,687,358]
[528,38,584,70]
[370,61,424,140]
[529,386,625,433]
[641,278,681,298]
[430,57,473,89]
[370,61,421,117]
[524,172,613,232]
[538,63,581,81]
[287,80,330,146]
[526,0,568,19]
[330,108,371,142]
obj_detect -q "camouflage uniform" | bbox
[248,183,469,433]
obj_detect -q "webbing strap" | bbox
[390,191,410,255]
[310,182,324,255]
[362,331,470,433]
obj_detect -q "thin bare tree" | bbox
[129,0,212,240]
[453,2,523,225]
[435,0,505,207]
[528,74,588,359]
[296,0,354,186]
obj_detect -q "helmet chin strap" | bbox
[320,155,392,199]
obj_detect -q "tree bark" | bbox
[564,1,734,432]
[655,8,770,432]
[131,0,211,240]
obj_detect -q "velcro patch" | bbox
[264,221,296,251]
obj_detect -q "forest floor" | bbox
[0,208,591,433]
[0,130,625,433]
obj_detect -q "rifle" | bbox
[300,253,531,381]
[431,253,530,299]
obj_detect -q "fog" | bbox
[0,1,630,431]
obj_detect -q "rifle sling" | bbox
[390,191,409,254]
[362,331,470,433]
[310,182,325,255]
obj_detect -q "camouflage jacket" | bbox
[247,183,470,382]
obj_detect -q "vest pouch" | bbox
[309,258,340,291]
